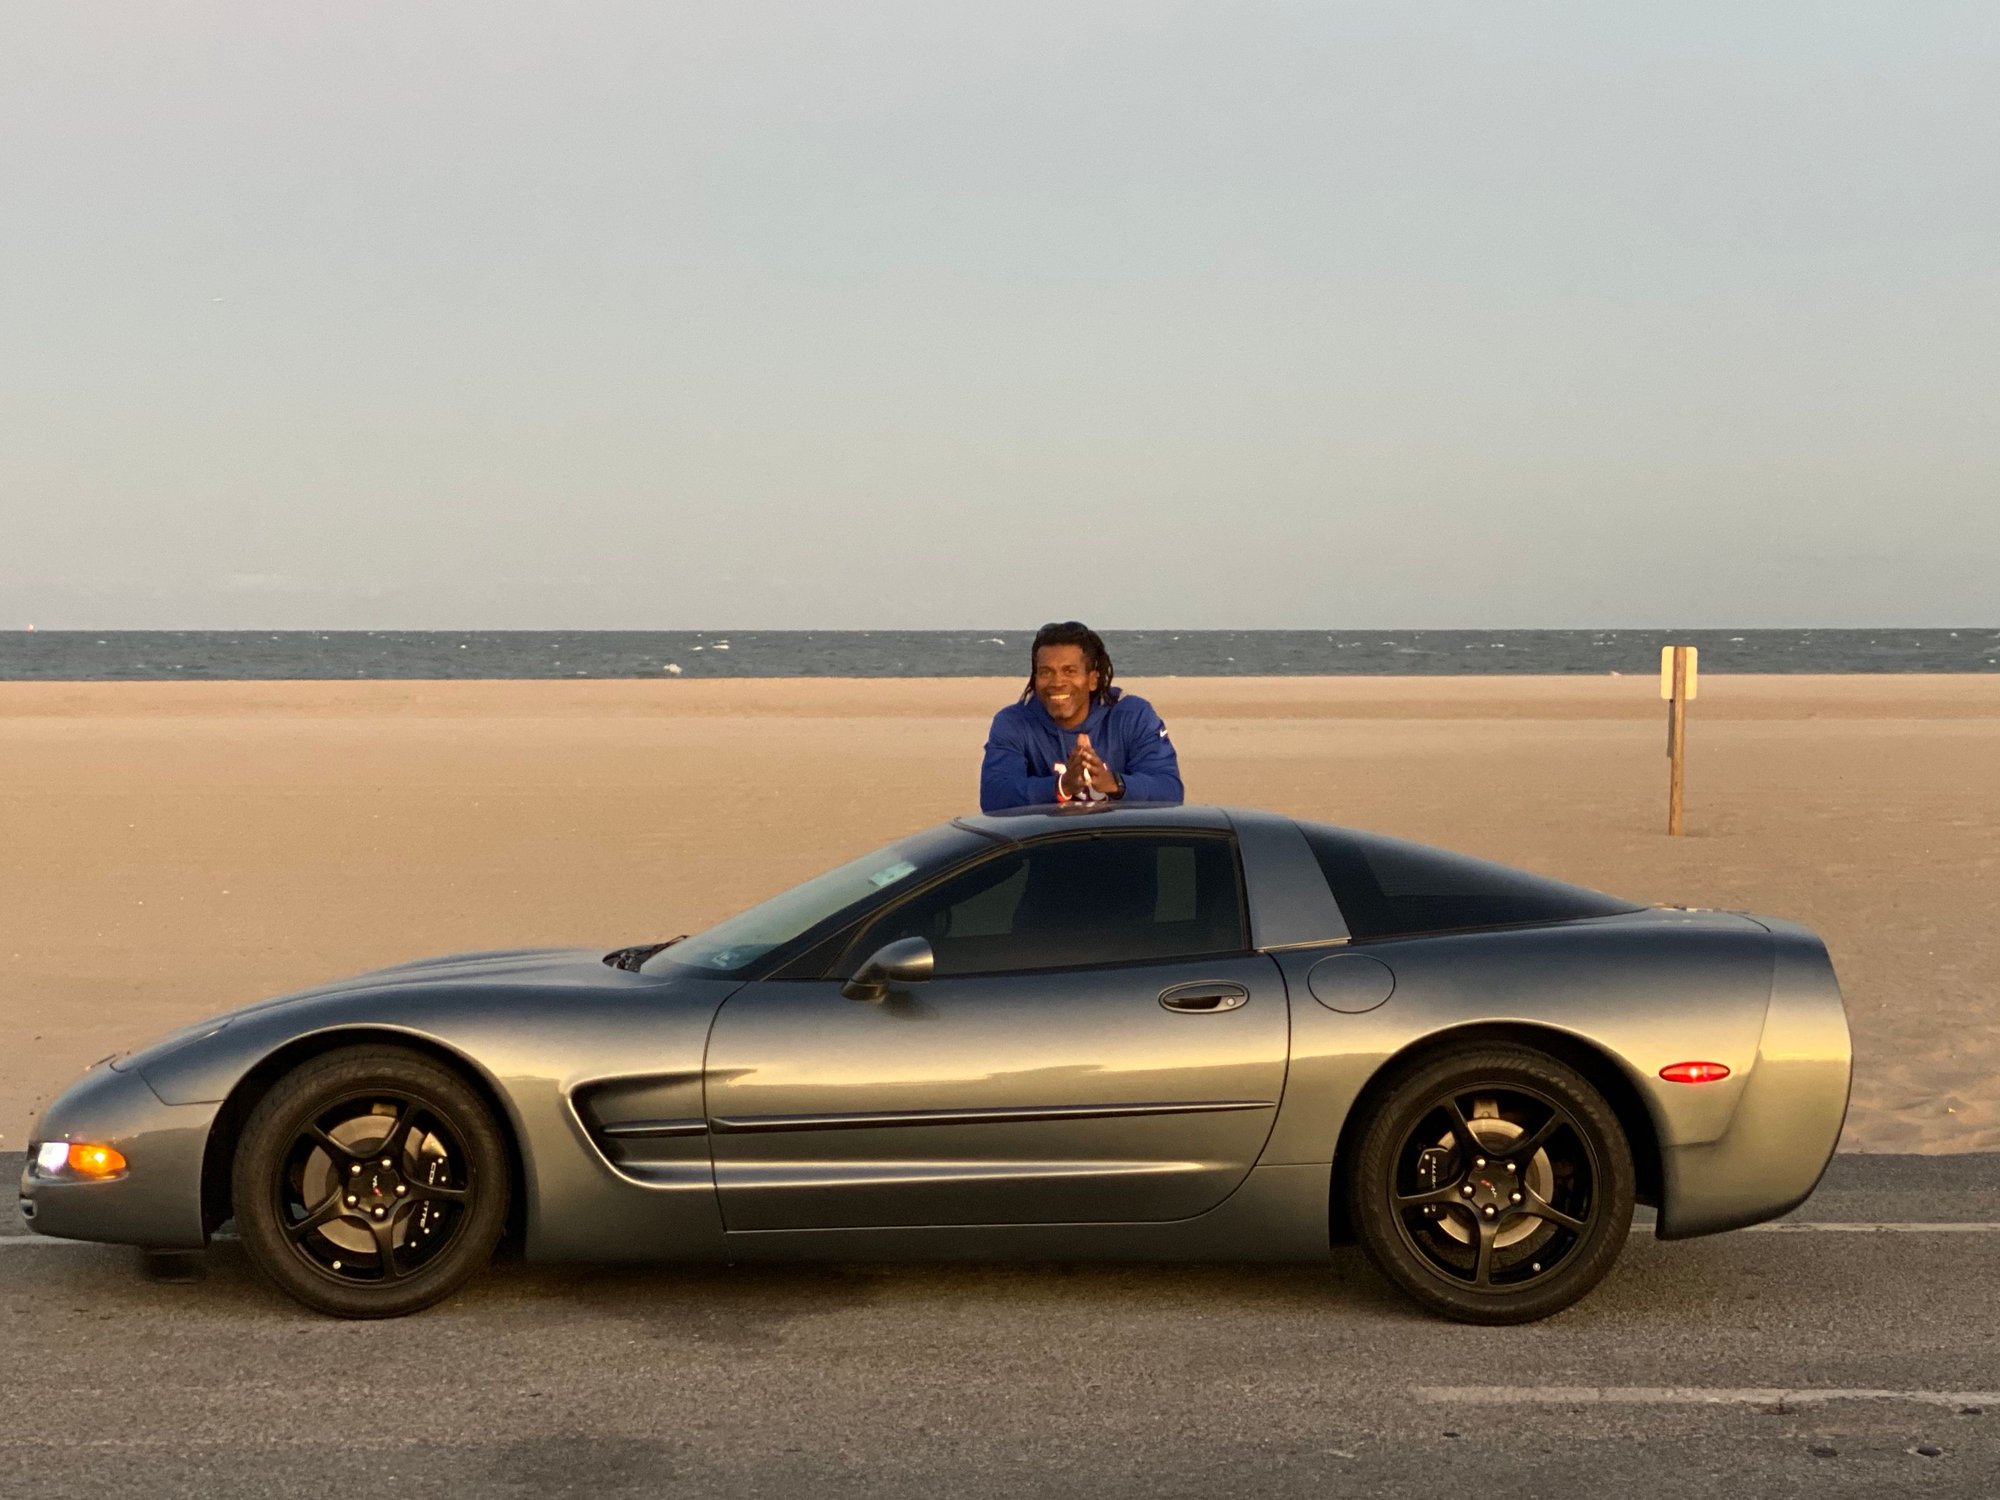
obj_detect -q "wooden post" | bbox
[1660,645,1697,836]
[1668,647,1687,835]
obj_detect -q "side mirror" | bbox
[841,936,934,1002]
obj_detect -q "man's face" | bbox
[1033,644,1099,729]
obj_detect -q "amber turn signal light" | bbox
[1659,1061,1731,1084]
[65,1143,128,1177]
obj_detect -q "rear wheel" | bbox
[1346,1045,1633,1324]
[232,1046,509,1318]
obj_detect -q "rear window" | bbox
[1299,823,1643,941]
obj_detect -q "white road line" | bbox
[1746,1221,2000,1233]
[0,1236,95,1249]
[0,1434,436,1452]
[1415,1387,1999,1410]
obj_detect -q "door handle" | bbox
[1159,982,1249,1014]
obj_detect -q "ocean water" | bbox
[2,629,1995,680]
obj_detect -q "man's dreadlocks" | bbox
[1019,620,1115,708]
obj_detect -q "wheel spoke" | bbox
[286,1190,350,1241]
[1395,1182,1463,1210]
[1442,1094,1483,1158]
[1522,1189,1588,1232]
[369,1214,406,1280]
[407,1178,468,1204]
[306,1124,360,1162]
[374,1099,422,1163]
[1501,1112,1563,1163]
[1471,1214,1499,1287]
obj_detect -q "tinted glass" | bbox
[649,825,986,977]
[844,834,1247,976]
[1299,823,1642,941]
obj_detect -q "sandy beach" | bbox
[2,674,1994,1157]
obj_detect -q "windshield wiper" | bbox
[602,936,687,972]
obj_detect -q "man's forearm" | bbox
[981,771,1062,811]
[1117,766,1184,803]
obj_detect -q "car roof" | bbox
[953,802,1236,843]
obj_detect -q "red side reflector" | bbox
[1659,1061,1731,1084]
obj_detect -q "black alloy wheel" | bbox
[233,1046,510,1318]
[1347,1045,1634,1324]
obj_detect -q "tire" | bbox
[232,1045,510,1318]
[1345,1044,1634,1324]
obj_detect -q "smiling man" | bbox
[979,621,1184,813]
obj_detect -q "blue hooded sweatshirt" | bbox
[979,687,1184,813]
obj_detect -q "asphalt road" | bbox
[5,1152,1999,1499]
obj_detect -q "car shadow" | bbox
[7,1234,1420,1328]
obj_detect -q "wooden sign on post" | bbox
[1660,645,1698,835]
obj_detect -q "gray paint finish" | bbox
[1306,953,1396,1014]
[1229,807,1350,950]
[703,954,1287,1231]
[18,803,1851,1286]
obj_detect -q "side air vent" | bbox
[572,1073,710,1175]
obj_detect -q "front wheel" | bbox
[232,1046,510,1318]
[1346,1045,1634,1324]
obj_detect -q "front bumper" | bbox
[19,1059,217,1249]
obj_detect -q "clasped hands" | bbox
[1059,733,1122,801]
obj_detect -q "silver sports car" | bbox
[20,802,1852,1324]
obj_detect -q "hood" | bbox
[229,946,605,1017]
[109,946,608,1074]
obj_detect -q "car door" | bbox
[703,830,1290,1231]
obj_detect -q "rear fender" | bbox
[1655,919,1851,1238]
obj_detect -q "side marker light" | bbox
[1659,1062,1731,1084]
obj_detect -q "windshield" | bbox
[644,824,987,977]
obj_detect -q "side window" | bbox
[1299,823,1641,941]
[842,834,1247,977]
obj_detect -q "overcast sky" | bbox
[2,2,1995,629]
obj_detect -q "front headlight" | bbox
[31,1141,128,1179]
